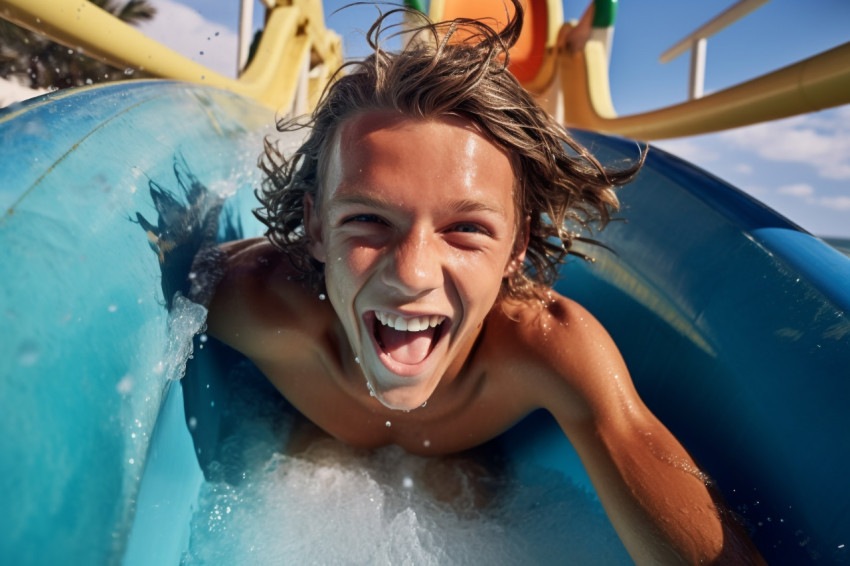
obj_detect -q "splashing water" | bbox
[179,392,631,565]
[160,293,208,381]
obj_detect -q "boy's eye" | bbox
[449,223,489,235]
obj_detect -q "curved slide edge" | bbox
[561,131,850,564]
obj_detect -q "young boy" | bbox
[207,3,763,564]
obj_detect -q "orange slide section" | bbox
[429,0,562,90]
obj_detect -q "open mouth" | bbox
[369,311,448,370]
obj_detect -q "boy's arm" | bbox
[529,298,764,565]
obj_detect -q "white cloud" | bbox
[778,183,814,197]
[734,163,753,175]
[718,105,850,180]
[136,0,238,78]
[774,182,850,212]
[819,196,850,211]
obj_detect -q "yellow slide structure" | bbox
[556,27,850,140]
[4,0,848,140]
[0,0,342,114]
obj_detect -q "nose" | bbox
[381,227,443,295]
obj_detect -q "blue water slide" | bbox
[558,131,850,564]
[0,81,274,565]
[1,81,848,565]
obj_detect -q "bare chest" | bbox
[256,353,536,456]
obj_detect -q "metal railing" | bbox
[659,0,772,100]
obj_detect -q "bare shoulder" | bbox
[499,292,624,372]
[206,238,328,359]
[492,291,638,425]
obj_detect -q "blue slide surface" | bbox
[1,81,848,564]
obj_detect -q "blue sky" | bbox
[138,0,849,239]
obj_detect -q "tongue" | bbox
[378,325,436,365]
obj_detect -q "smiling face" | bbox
[305,112,526,410]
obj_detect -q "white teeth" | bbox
[375,312,445,332]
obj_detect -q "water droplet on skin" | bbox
[423,439,431,447]
[420,401,427,408]
[318,293,327,300]
[385,421,391,427]
[354,356,360,364]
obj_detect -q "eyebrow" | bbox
[324,193,394,216]
[327,193,505,216]
[446,198,505,215]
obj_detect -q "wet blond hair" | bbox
[255,0,643,299]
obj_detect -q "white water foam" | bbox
[181,420,631,565]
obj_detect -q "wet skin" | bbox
[207,112,764,565]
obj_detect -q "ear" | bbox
[303,194,327,263]
[505,215,530,277]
